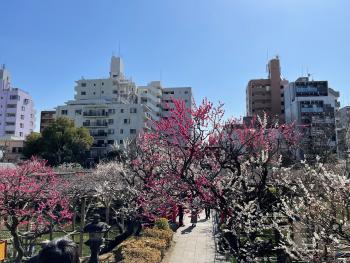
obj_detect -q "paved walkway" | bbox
[163,211,216,263]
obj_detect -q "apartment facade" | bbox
[284,76,340,158]
[0,65,35,139]
[40,110,56,132]
[0,135,24,163]
[336,106,350,158]
[246,57,288,123]
[56,56,192,159]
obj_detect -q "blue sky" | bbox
[1,0,349,130]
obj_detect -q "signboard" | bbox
[0,240,6,261]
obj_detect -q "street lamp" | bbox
[83,214,110,263]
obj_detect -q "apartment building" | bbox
[0,65,35,139]
[0,135,24,163]
[336,106,350,158]
[284,76,340,158]
[40,110,56,132]
[56,56,192,159]
[246,57,288,123]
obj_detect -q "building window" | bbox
[102,82,104,86]
[6,113,16,117]
[10,95,20,100]
[107,140,114,145]
[61,110,68,115]
[94,83,96,86]
[5,122,15,126]
[130,129,137,134]
[75,109,82,115]
[19,132,23,137]
[7,104,16,108]
[20,123,24,128]
[81,91,86,95]
[81,82,86,87]
[120,129,123,134]
[101,90,104,94]
[108,109,115,114]
[6,131,15,134]
[21,115,24,120]
[24,99,29,104]
[108,119,114,124]
[130,108,137,113]
[120,109,124,113]
[185,91,189,94]
[113,90,118,94]
[119,140,123,144]
[21,106,25,111]
[124,119,130,124]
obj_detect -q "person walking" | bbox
[178,205,185,227]
[205,205,211,219]
[191,209,198,227]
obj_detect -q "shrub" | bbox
[141,237,167,252]
[143,228,174,246]
[115,237,162,263]
[154,217,170,230]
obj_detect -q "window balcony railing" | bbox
[83,111,109,117]
[90,132,108,137]
[83,121,108,127]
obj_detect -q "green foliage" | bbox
[154,218,170,231]
[22,132,42,158]
[23,117,93,166]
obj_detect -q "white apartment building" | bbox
[284,76,340,158]
[0,65,36,139]
[56,56,192,159]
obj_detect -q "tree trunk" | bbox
[9,225,25,263]
[105,205,110,238]
[105,205,110,225]
[79,197,86,256]
[72,211,77,241]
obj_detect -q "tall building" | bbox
[56,56,192,159]
[284,76,340,158]
[0,65,35,139]
[336,106,350,158]
[40,110,56,132]
[246,57,288,122]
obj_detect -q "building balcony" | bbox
[83,111,109,117]
[91,143,108,148]
[83,121,108,127]
[90,132,108,137]
[300,107,323,113]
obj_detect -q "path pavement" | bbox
[163,211,216,263]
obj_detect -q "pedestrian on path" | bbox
[178,205,184,227]
[205,206,211,219]
[191,209,198,227]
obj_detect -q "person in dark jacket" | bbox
[37,238,79,263]
[191,209,198,227]
[205,205,211,219]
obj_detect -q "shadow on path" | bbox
[181,225,196,234]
